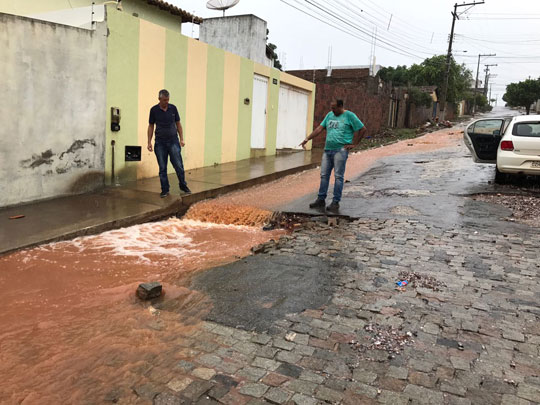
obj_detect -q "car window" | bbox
[502,118,512,134]
[472,119,503,135]
[512,122,540,137]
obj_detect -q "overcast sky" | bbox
[177,0,540,103]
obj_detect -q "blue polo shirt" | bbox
[149,103,180,140]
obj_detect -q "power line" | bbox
[278,0,424,60]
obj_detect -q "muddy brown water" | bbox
[0,208,282,404]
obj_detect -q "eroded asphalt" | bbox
[134,140,539,405]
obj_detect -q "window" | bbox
[512,122,540,137]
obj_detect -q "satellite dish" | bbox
[206,0,240,16]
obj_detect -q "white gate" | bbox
[276,83,310,149]
[251,75,268,149]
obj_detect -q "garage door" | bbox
[276,84,310,149]
[251,75,268,149]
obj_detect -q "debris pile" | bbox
[398,271,445,291]
[350,323,414,357]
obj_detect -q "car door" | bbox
[464,118,505,163]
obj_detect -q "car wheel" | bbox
[495,167,508,184]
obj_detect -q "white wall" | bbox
[0,13,107,207]
[200,14,272,67]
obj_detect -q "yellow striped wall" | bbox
[104,7,315,183]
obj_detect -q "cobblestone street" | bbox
[140,141,540,405]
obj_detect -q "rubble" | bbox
[350,323,415,358]
[136,282,162,300]
[398,271,446,291]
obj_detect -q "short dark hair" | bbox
[336,99,344,107]
[159,89,170,98]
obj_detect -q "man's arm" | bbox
[300,125,325,149]
[147,124,155,152]
[345,127,367,150]
[176,121,185,147]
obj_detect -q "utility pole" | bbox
[484,64,497,96]
[472,53,495,116]
[440,1,484,120]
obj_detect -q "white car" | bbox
[464,114,540,183]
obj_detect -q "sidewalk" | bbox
[0,150,322,255]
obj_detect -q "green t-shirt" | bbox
[321,110,365,150]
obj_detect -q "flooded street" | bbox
[0,211,282,404]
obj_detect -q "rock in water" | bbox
[137,282,162,300]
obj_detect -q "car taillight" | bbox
[501,141,514,151]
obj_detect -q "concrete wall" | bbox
[0,13,107,207]
[105,8,314,184]
[200,15,272,67]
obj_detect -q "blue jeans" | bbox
[317,148,349,203]
[154,138,187,193]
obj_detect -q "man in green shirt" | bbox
[300,99,366,212]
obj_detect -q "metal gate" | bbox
[250,75,268,149]
[276,83,309,149]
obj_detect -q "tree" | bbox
[503,78,540,115]
[377,55,472,104]
[267,43,282,71]
[266,29,282,71]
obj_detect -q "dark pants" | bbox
[154,137,187,193]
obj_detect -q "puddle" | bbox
[0,212,283,404]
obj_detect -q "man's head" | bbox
[331,99,345,115]
[158,89,170,107]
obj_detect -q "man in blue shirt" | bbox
[300,99,366,212]
[147,89,191,197]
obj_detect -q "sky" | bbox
[176,0,540,103]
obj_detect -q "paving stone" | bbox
[408,371,437,388]
[299,370,325,384]
[273,338,295,351]
[198,354,223,369]
[167,377,193,393]
[409,359,435,373]
[353,369,378,384]
[517,383,540,402]
[503,330,526,343]
[315,386,343,403]
[181,380,214,401]
[262,372,290,387]
[252,357,281,371]
[403,384,443,404]
[293,344,316,356]
[291,393,318,405]
[276,350,302,364]
[192,368,217,381]
[387,366,408,380]
[350,382,378,398]
[275,362,303,379]
[285,379,318,395]
[450,356,470,371]
[256,346,279,359]
[440,380,467,397]
[237,366,268,382]
[251,334,273,345]
[378,376,406,392]
[501,394,532,405]
[235,342,260,355]
[238,383,270,398]
[153,392,186,405]
[377,390,409,405]
[264,387,292,404]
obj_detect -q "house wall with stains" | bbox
[0,13,107,207]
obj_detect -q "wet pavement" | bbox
[0,150,321,255]
[1,114,539,404]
